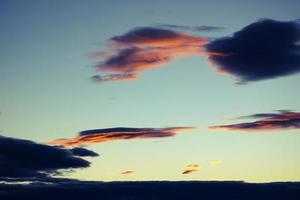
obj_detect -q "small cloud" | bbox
[49,127,197,147]
[121,171,134,175]
[210,160,222,167]
[209,110,300,132]
[182,164,200,174]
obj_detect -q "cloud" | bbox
[90,27,209,82]
[110,27,208,47]
[70,147,99,157]
[210,160,222,167]
[49,127,197,147]
[91,73,137,82]
[90,19,300,83]
[121,171,134,175]
[156,24,224,32]
[182,164,200,174]
[0,135,98,182]
[205,19,300,83]
[209,111,300,131]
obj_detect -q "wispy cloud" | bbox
[209,111,300,132]
[49,127,197,147]
[182,164,200,174]
[91,73,137,82]
[110,27,208,47]
[90,27,210,82]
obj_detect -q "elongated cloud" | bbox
[121,171,134,175]
[156,23,224,32]
[110,27,208,47]
[182,164,200,174]
[49,127,197,147]
[92,73,137,82]
[90,27,209,82]
[70,147,99,157]
[209,111,300,131]
[0,135,98,182]
[206,19,300,83]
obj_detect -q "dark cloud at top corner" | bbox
[0,135,98,182]
[205,19,300,83]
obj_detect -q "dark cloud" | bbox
[206,19,300,83]
[182,170,197,174]
[1,181,299,200]
[234,110,293,120]
[70,147,99,157]
[0,135,98,182]
[209,111,300,131]
[49,127,197,147]
[156,23,224,32]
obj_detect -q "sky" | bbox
[0,0,300,183]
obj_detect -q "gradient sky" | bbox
[1,0,300,183]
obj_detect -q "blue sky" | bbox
[1,0,300,182]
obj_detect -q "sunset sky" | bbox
[1,0,300,183]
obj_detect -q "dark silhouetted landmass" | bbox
[1,181,300,200]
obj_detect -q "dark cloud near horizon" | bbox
[0,135,98,182]
[49,127,197,146]
[210,111,300,131]
[206,19,300,83]
[156,23,224,32]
